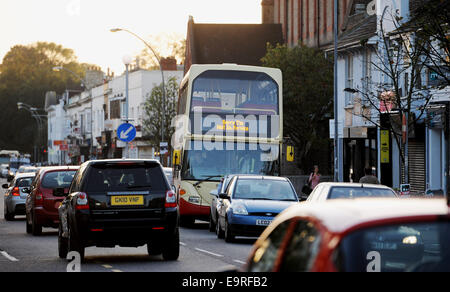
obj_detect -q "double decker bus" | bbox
[173,64,285,225]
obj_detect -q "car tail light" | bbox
[75,192,89,210]
[180,189,186,195]
[35,192,44,205]
[165,190,177,208]
[12,187,20,196]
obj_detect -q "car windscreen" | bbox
[233,179,298,201]
[336,222,450,272]
[17,177,34,187]
[328,187,397,200]
[41,171,76,189]
[85,163,168,193]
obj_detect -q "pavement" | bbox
[0,178,254,272]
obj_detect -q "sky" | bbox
[0,0,262,74]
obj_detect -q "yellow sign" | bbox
[287,146,295,162]
[216,120,249,132]
[111,196,144,206]
[173,150,181,165]
[380,130,390,163]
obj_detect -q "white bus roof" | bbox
[182,64,282,89]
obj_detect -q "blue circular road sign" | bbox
[117,123,137,143]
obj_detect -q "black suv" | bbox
[58,159,179,262]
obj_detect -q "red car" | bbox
[25,166,79,235]
[242,198,450,272]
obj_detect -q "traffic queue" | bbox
[2,158,450,272]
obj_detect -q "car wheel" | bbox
[31,213,42,236]
[58,223,68,259]
[26,213,32,234]
[4,205,14,221]
[216,218,225,239]
[162,229,180,261]
[208,214,216,232]
[147,241,163,256]
[68,224,85,263]
[224,219,235,243]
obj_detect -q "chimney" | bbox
[261,0,275,24]
[160,57,177,71]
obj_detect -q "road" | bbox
[0,178,254,272]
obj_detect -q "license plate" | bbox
[111,195,144,206]
[256,219,272,226]
[371,242,398,250]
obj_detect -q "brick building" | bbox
[262,0,352,48]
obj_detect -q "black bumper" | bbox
[74,209,179,247]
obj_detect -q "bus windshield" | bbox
[181,141,280,181]
[191,70,279,116]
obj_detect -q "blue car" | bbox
[216,175,299,242]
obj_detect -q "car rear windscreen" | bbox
[17,177,34,187]
[328,187,397,199]
[85,163,168,193]
[41,171,76,189]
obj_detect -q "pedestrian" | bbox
[359,167,380,185]
[308,165,321,190]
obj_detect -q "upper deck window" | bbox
[191,70,279,116]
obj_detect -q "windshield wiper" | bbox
[193,175,222,187]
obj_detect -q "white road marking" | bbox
[102,264,113,269]
[195,248,224,258]
[180,242,187,246]
[233,260,246,265]
[0,251,19,262]
[112,269,123,273]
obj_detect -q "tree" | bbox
[137,33,186,70]
[143,77,179,150]
[409,0,450,87]
[261,44,334,173]
[0,42,93,156]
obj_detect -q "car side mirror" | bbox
[219,193,229,200]
[53,188,68,197]
[2,184,9,189]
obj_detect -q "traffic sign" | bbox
[117,123,137,143]
[160,142,169,155]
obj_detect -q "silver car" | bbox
[0,164,9,178]
[163,167,173,185]
[306,182,398,202]
[3,172,35,221]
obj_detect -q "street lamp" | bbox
[53,66,95,161]
[17,102,46,163]
[123,54,132,159]
[110,27,167,165]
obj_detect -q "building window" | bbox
[364,49,372,93]
[110,100,121,119]
[345,55,354,105]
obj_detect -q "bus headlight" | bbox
[232,204,248,216]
